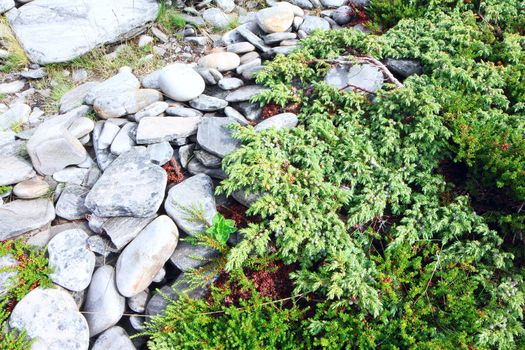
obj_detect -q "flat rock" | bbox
[7,0,159,64]
[93,89,162,119]
[198,52,241,72]
[9,287,89,350]
[159,64,205,102]
[134,101,168,121]
[92,326,136,350]
[189,94,228,112]
[299,15,330,34]
[85,147,167,217]
[84,265,125,337]
[226,85,267,102]
[197,116,240,158]
[136,116,201,144]
[165,106,203,118]
[59,82,99,114]
[85,68,140,105]
[218,77,244,90]
[116,215,178,297]
[325,63,383,93]
[55,184,90,220]
[48,229,96,291]
[254,112,298,131]
[164,174,217,235]
[0,155,35,186]
[256,6,294,33]
[101,216,156,250]
[53,167,89,185]
[170,240,219,271]
[194,149,222,168]
[0,80,25,94]
[12,177,49,199]
[0,199,55,240]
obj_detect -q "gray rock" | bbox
[12,177,49,199]
[20,68,47,79]
[195,67,223,85]
[170,240,218,271]
[27,111,88,175]
[85,147,167,217]
[256,6,294,33]
[7,0,159,64]
[9,287,89,349]
[87,235,115,257]
[55,184,90,220]
[215,0,235,12]
[147,141,173,165]
[263,32,297,44]
[384,58,422,78]
[152,267,166,283]
[0,80,25,94]
[187,158,227,179]
[240,51,260,64]
[226,42,255,54]
[101,216,157,250]
[236,58,262,74]
[325,63,383,93]
[72,69,89,82]
[179,13,206,27]
[197,116,240,158]
[110,123,136,156]
[92,121,117,170]
[203,8,232,28]
[53,167,89,185]
[48,229,95,291]
[226,85,266,102]
[332,5,354,25]
[0,0,14,14]
[136,116,201,144]
[165,106,203,118]
[237,26,271,53]
[92,326,136,350]
[194,149,222,168]
[0,103,31,131]
[255,112,298,131]
[198,52,241,72]
[116,215,178,297]
[287,0,314,9]
[0,199,55,240]
[68,117,95,139]
[300,15,330,34]
[218,77,244,90]
[189,94,228,112]
[97,121,121,149]
[93,89,162,119]
[232,189,262,207]
[237,101,262,121]
[85,68,140,105]
[133,101,168,121]
[84,265,125,337]
[0,155,35,186]
[224,106,250,125]
[159,64,205,102]
[184,36,208,46]
[59,82,99,114]
[178,143,195,169]
[128,289,148,313]
[164,174,217,235]
[138,34,153,47]
[320,0,346,7]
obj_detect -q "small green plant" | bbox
[0,185,12,196]
[0,17,28,73]
[0,299,31,350]
[157,1,187,33]
[9,122,23,133]
[206,213,237,245]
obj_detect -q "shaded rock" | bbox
[7,0,159,64]
[331,5,354,25]
[9,287,89,349]
[116,215,178,297]
[256,6,294,33]
[263,31,297,44]
[189,94,228,112]
[194,149,222,168]
[0,155,35,186]
[198,52,241,72]
[237,26,271,53]
[68,117,95,139]
[101,216,157,250]
[197,116,240,157]
[128,289,148,313]
[159,64,205,102]
[187,158,227,179]
[48,229,95,291]
[92,326,136,350]
[218,77,244,90]
[12,177,49,199]
[0,199,55,240]
[254,112,298,131]
[170,240,218,271]
[0,254,16,297]
[55,184,90,220]
[21,68,47,79]
[136,116,201,144]
[92,121,117,170]
[178,143,195,168]
[384,58,423,78]
[147,141,173,165]
[164,174,217,235]
[226,85,266,102]
[84,265,125,337]
[232,189,263,207]
[85,147,167,217]
[93,89,162,119]
[224,106,250,125]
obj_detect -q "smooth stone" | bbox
[97,121,121,149]
[198,52,241,72]
[21,68,47,79]
[170,240,218,271]
[133,101,169,121]
[226,42,255,54]
[256,6,294,33]
[27,111,88,175]
[299,15,330,34]
[92,121,117,170]
[269,45,298,56]
[116,215,179,297]
[138,34,153,47]
[215,0,235,12]
[165,106,203,118]
[147,141,173,165]
[128,289,148,313]
[55,184,90,220]
[84,265,125,337]
[85,68,140,105]
[0,254,17,297]
[0,199,55,240]
[325,64,384,93]
[152,268,166,283]
[320,0,346,7]
[159,64,205,102]
[224,106,250,125]
[84,147,167,217]
[0,80,25,94]
[287,0,313,9]
[68,117,95,139]
[110,123,136,156]
[92,326,136,350]
[53,167,89,185]
[263,32,297,44]
[236,58,262,74]
[274,1,305,16]
[226,85,266,102]
[384,58,423,78]
[240,51,260,64]
[151,27,168,42]
[332,5,354,25]
[59,82,99,114]
[0,103,31,131]
[254,112,298,131]
[48,229,96,291]
[218,77,244,90]
[195,67,223,85]
[101,215,157,250]
[189,94,228,112]
[93,89,162,119]
[236,101,262,121]
[202,8,232,28]
[179,144,195,168]
[12,177,49,199]
[9,287,89,349]
[0,155,35,186]
[164,174,217,235]
[136,116,201,144]
[7,0,159,64]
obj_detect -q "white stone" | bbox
[0,155,35,186]
[92,326,136,350]
[85,68,140,105]
[256,6,295,33]
[159,64,205,102]
[0,199,55,240]
[198,52,241,72]
[13,177,49,199]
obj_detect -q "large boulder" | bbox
[7,0,159,64]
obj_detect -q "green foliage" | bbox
[0,185,12,196]
[157,1,187,33]
[0,299,31,350]
[206,213,237,245]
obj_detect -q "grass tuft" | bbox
[0,17,28,73]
